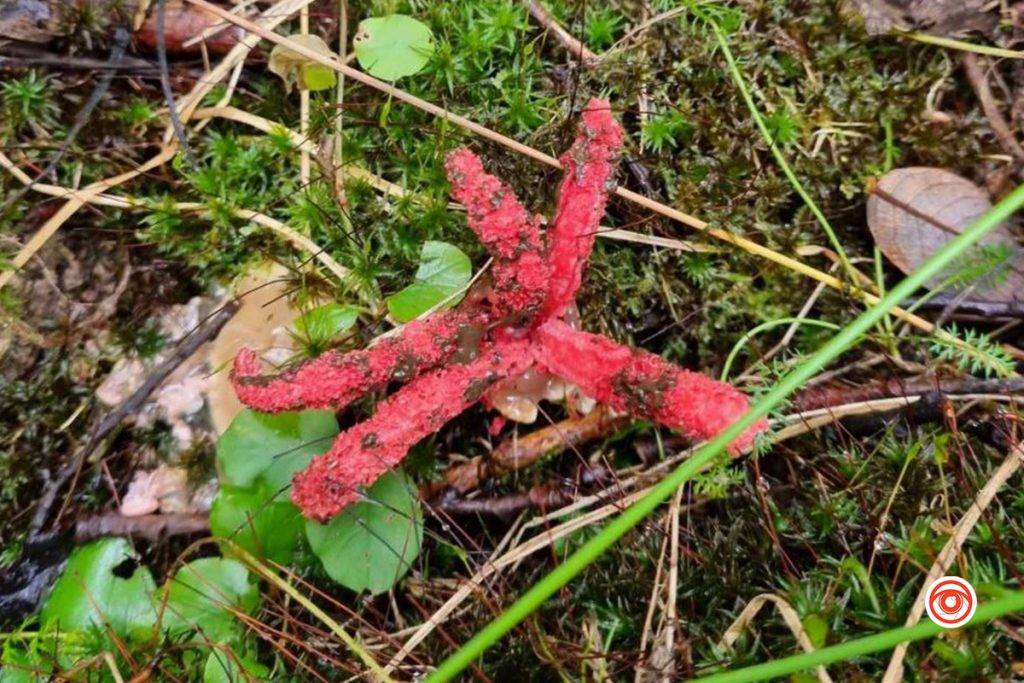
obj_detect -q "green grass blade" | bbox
[707,17,856,281]
[697,590,1024,682]
[425,182,1024,682]
[902,31,1024,60]
[720,317,841,381]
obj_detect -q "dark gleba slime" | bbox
[230,100,766,521]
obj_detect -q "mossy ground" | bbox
[2,0,1024,679]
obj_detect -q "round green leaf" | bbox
[217,409,338,492]
[293,302,359,348]
[305,471,423,594]
[161,558,259,643]
[386,241,471,322]
[41,538,157,641]
[353,15,435,81]
[203,650,269,683]
[385,283,450,323]
[210,484,304,564]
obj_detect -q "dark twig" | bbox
[624,155,659,197]
[963,53,1024,168]
[0,47,159,72]
[434,466,613,517]
[39,27,131,179]
[902,293,1024,319]
[424,405,627,498]
[74,512,209,543]
[791,374,1024,413]
[30,300,239,538]
[156,0,196,166]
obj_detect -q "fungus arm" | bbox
[445,149,550,318]
[538,99,626,322]
[534,319,766,454]
[291,340,534,520]
[231,310,482,413]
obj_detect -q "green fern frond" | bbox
[929,324,1015,378]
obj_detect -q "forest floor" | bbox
[3,0,1024,680]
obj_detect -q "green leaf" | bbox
[217,409,339,492]
[300,63,337,92]
[409,241,473,289]
[41,538,157,641]
[353,15,435,81]
[305,471,423,594]
[801,613,829,649]
[293,302,358,348]
[161,558,259,643]
[268,34,338,92]
[210,485,304,564]
[203,650,269,683]
[386,241,471,322]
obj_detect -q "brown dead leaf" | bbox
[205,264,308,433]
[134,0,244,55]
[866,167,1024,303]
[845,0,996,37]
[0,0,57,43]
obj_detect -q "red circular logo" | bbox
[924,576,976,629]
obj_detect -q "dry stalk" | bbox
[527,0,598,63]
[882,441,1024,681]
[0,151,349,283]
[716,593,833,683]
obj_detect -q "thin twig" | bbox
[156,0,196,166]
[635,519,670,683]
[962,53,1024,167]
[30,300,239,538]
[527,1,598,63]
[333,0,349,205]
[299,3,311,185]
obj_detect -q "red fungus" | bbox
[231,99,767,522]
[292,340,533,520]
[444,149,550,320]
[231,309,483,412]
[533,320,765,454]
[537,102,625,322]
